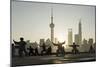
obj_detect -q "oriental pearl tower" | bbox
[50,8,55,42]
[49,8,55,53]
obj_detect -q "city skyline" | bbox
[12,1,96,44]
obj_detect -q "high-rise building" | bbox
[34,41,38,48]
[83,39,87,45]
[74,34,79,45]
[45,38,51,46]
[49,8,55,42]
[40,39,45,46]
[78,19,82,45]
[68,28,73,45]
[82,38,89,52]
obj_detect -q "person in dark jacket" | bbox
[13,37,27,57]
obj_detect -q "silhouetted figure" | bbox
[46,46,52,55]
[69,43,79,54]
[34,47,39,56]
[41,43,46,55]
[13,37,28,57]
[52,41,65,56]
[89,45,95,53]
[12,43,15,57]
[27,46,34,56]
[62,46,65,56]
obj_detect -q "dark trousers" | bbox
[18,48,27,57]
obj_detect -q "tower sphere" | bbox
[50,23,54,28]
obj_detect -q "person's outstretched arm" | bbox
[52,42,58,46]
[13,40,19,44]
[62,41,65,44]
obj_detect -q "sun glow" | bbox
[56,33,66,43]
[55,33,67,48]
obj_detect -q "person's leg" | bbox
[29,51,31,56]
[41,50,43,56]
[31,51,34,56]
[72,49,74,54]
[56,49,59,56]
[23,48,28,56]
[19,49,23,57]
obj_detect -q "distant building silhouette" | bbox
[83,39,87,45]
[74,19,82,45]
[78,19,82,45]
[68,28,73,45]
[40,39,45,46]
[33,41,38,48]
[74,34,79,45]
[82,38,88,52]
[26,40,31,52]
[45,38,51,47]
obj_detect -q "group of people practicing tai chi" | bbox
[12,37,52,57]
[12,37,80,57]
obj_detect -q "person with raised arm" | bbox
[13,37,27,57]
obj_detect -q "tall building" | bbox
[33,41,38,48]
[82,38,88,52]
[49,8,55,42]
[78,19,82,45]
[40,39,45,46]
[45,38,51,46]
[74,34,79,45]
[68,28,73,45]
[83,39,87,45]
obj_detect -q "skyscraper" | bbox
[68,28,73,45]
[78,19,82,45]
[82,38,88,52]
[83,39,87,45]
[49,8,55,42]
[40,39,45,46]
[74,34,79,45]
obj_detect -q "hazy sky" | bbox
[12,1,96,44]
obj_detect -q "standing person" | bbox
[34,47,39,56]
[62,46,65,57]
[69,43,79,54]
[12,43,15,57]
[46,46,52,55]
[41,43,46,55]
[27,46,34,56]
[52,41,65,56]
[13,37,28,57]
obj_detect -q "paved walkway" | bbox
[12,53,96,66]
